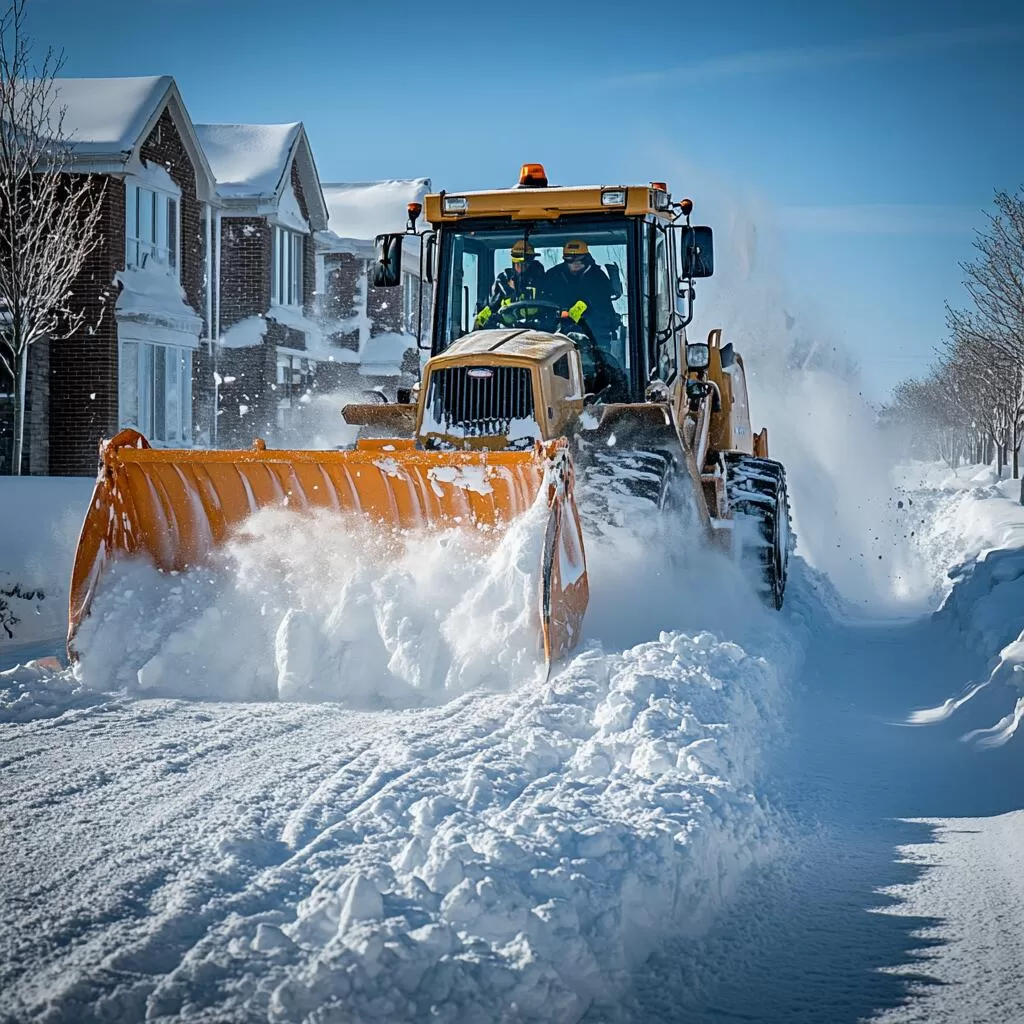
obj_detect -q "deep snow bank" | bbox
[903,465,1024,745]
[0,476,93,651]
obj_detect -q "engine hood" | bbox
[433,329,576,367]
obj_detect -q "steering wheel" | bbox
[490,299,564,332]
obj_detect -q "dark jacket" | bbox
[542,258,618,340]
[485,259,546,312]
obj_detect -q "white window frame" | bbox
[119,339,193,446]
[272,227,304,307]
[125,183,181,278]
[275,353,311,429]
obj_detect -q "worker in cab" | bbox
[474,239,547,329]
[545,240,626,397]
[543,240,618,340]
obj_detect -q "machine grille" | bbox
[425,365,535,437]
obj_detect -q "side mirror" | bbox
[680,225,714,278]
[371,233,403,287]
[686,342,710,370]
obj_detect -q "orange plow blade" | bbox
[68,429,589,668]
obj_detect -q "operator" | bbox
[543,240,619,338]
[544,240,625,395]
[474,239,546,329]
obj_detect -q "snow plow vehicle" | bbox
[68,163,790,666]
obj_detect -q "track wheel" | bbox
[724,454,791,609]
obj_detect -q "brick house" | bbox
[194,122,329,447]
[317,179,430,394]
[11,76,217,476]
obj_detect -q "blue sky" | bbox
[27,0,1024,398]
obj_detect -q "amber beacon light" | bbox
[518,163,548,188]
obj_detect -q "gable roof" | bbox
[195,122,328,230]
[320,179,431,245]
[47,76,216,200]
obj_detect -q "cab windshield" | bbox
[437,219,634,395]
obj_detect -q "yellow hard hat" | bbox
[511,240,537,262]
[563,239,589,259]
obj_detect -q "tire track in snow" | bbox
[0,702,383,1022]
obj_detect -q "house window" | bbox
[126,184,180,275]
[273,227,304,307]
[119,340,193,445]
[276,354,312,429]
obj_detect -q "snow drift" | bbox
[903,467,1024,746]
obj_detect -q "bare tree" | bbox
[946,187,1024,477]
[0,0,104,474]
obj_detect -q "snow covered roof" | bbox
[194,123,300,198]
[52,76,171,154]
[320,179,431,249]
[195,122,328,230]
[43,76,216,201]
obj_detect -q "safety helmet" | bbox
[511,240,537,262]
[563,239,589,261]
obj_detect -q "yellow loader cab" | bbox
[68,164,790,671]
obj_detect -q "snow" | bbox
[4,362,1024,1019]
[123,153,179,194]
[320,179,430,246]
[426,464,494,496]
[0,476,93,657]
[358,330,416,377]
[194,122,301,197]
[0,467,795,1020]
[218,314,269,349]
[895,465,1024,747]
[49,76,172,154]
[115,264,203,340]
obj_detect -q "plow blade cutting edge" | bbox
[68,429,589,668]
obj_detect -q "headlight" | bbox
[687,343,710,370]
[600,189,627,207]
[442,196,469,214]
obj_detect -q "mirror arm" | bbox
[680,276,695,328]
[416,232,430,354]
